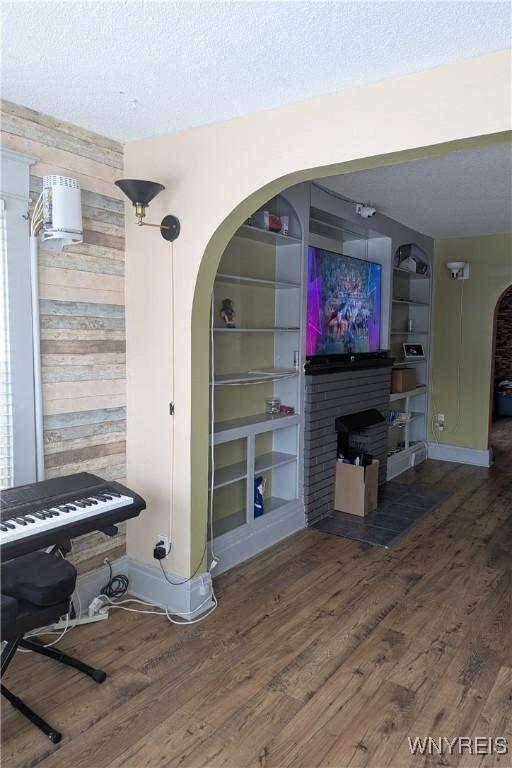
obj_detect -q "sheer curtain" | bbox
[0,198,13,489]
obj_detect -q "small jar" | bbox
[266,398,281,416]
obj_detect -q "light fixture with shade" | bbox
[115,178,180,241]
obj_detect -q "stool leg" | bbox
[19,637,106,683]
[1,637,20,676]
[1,685,61,744]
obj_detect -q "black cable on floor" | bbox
[101,559,129,598]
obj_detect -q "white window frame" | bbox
[0,148,38,487]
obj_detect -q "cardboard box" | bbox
[391,367,416,393]
[334,459,379,517]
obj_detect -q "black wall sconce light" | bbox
[115,179,180,241]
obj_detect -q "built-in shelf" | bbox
[211,509,245,538]
[255,451,296,474]
[211,496,295,538]
[393,267,430,280]
[213,327,300,333]
[213,412,300,443]
[388,412,424,428]
[210,460,247,489]
[210,451,296,490]
[216,273,300,290]
[214,370,297,386]
[392,298,429,307]
[260,496,294,514]
[393,360,426,367]
[390,331,428,336]
[210,193,304,571]
[390,385,427,402]
[236,224,302,246]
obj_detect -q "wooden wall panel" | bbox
[1,100,128,573]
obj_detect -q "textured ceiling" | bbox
[319,142,512,238]
[2,1,510,142]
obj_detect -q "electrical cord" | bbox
[100,558,129,598]
[158,550,207,586]
[94,592,218,625]
[17,599,72,652]
[157,292,219,586]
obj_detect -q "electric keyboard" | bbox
[0,473,146,562]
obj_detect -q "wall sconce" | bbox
[115,179,180,241]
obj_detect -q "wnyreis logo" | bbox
[408,737,509,756]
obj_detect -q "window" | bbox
[0,200,13,488]
[0,149,38,489]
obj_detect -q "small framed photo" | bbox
[402,343,425,360]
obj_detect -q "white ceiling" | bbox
[2,1,510,142]
[319,142,512,238]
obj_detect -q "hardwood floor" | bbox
[2,421,512,768]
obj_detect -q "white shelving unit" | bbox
[387,256,432,479]
[209,192,306,572]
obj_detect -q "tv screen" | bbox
[306,247,382,357]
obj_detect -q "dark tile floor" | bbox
[313,481,450,547]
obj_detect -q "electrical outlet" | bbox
[435,413,445,431]
[156,534,170,558]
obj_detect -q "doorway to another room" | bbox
[491,285,512,457]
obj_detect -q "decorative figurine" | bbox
[220,298,236,328]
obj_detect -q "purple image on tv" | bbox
[306,247,381,357]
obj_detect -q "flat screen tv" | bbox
[306,246,382,359]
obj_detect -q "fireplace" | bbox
[303,360,393,526]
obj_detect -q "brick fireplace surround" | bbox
[303,360,393,526]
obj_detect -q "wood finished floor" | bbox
[2,420,512,768]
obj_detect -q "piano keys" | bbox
[0,472,146,561]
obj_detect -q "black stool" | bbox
[1,552,107,744]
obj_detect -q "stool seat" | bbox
[2,552,77,607]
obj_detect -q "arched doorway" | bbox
[123,53,510,578]
[490,285,512,453]
[190,144,511,569]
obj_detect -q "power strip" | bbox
[88,596,109,617]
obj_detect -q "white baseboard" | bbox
[75,556,213,620]
[387,443,428,480]
[427,442,493,467]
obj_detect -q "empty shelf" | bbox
[213,327,299,333]
[214,370,297,386]
[210,460,247,489]
[390,331,428,336]
[392,298,429,306]
[213,412,300,440]
[255,451,297,474]
[264,496,295,514]
[211,509,246,538]
[235,224,302,245]
[393,268,430,280]
[216,273,300,289]
[390,386,427,402]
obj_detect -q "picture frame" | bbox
[402,342,425,360]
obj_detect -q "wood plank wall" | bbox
[1,100,127,573]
